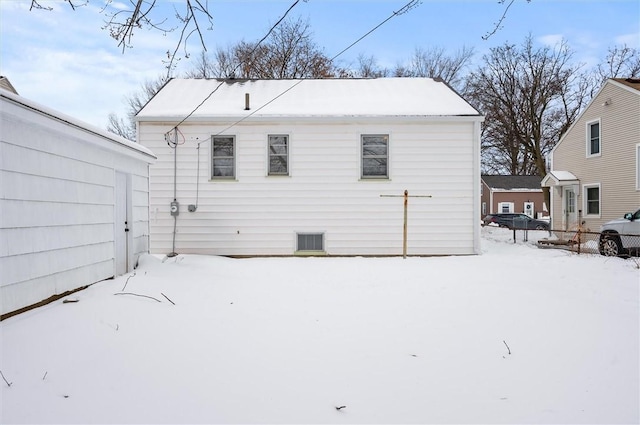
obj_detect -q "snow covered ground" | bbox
[1,227,638,424]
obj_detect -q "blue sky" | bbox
[1,0,638,129]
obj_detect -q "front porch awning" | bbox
[541,171,579,187]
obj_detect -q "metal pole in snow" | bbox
[403,190,408,258]
[380,190,432,259]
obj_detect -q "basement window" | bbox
[296,233,324,253]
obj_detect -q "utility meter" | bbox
[170,201,180,216]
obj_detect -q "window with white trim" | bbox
[296,233,324,252]
[361,134,388,178]
[584,184,600,216]
[498,202,514,213]
[211,136,235,179]
[268,134,289,175]
[587,120,600,157]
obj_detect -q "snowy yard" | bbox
[1,227,638,424]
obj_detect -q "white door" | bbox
[563,186,577,230]
[115,172,130,275]
[524,202,534,218]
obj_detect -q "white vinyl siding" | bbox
[587,119,601,157]
[1,92,153,316]
[140,119,480,257]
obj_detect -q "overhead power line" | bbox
[171,0,307,130]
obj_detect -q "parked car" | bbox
[482,213,549,230]
[598,209,640,257]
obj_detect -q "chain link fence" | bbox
[537,228,640,257]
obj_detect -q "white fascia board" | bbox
[136,114,484,124]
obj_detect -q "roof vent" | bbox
[245,93,250,110]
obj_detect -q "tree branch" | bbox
[482,0,531,41]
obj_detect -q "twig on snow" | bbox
[503,340,512,355]
[1,370,12,387]
[42,371,48,380]
[114,292,161,303]
[122,272,136,291]
[335,405,347,411]
[161,292,176,305]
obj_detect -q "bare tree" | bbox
[107,75,169,139]
[393,46,474,90]
[218,18,335,79]
[30,0,214,75]
[183,50,217,78]
[482,0,532,40]
[464,35,590,205]
[351,54,390,78]
[595,45,640,83]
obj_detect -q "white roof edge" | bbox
[1,90,156,160]
[541,170,579,187]
[608,78,640,95]
[135,114,484,123]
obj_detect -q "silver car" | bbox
[599,209,640,257]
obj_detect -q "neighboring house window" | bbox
[361,134,388,178]
[584,184,600,216]
[212,136,235,179]
[268,134,289,175]
[498,202,514,213]
[587,120,601,157]
[482,202,486,216]
[297,233,324,252]
[636,143,640,190]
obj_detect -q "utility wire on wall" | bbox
[190,0,423,205]
[166,0,423,254]
[163,0,308,256]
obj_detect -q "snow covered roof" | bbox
[1,89,155,160]
[541,171,579,187]
[136,78,482,121]
[482,175,543,191]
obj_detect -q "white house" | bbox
[1,88,156,318]
[136,78,483,257]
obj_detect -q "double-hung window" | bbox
[361,134,389,178]
[584,184,600,216]
[587,120,600,157]
[268,135,289,175]
[212,136,235,179]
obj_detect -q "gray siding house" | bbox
[542,78,640,232]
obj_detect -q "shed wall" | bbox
[0,96,152,316]
[140,118,480,256]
